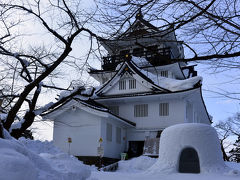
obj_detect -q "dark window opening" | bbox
[120,50,130,56]
[133,48,144,57]
[128,141,144,158]
[146,45,158,55]
[178,147,200,173]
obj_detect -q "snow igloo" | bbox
[149,123,231,174]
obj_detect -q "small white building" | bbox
[42,12,211,165]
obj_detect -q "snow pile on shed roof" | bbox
[148,123,239,175]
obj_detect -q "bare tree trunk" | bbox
[10,84,41,139]
[220,140,229,161]
[3,45,72,131]
[10,111,35,139]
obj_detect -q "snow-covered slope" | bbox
[0,137,91,180]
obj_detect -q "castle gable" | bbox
[95,61,168,97]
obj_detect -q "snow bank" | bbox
[39,153,91,180]
[0,138,91,180]
[226,162,240,171]
[117,156,157,173]
[148,123,239,175]
[19,138,62,154]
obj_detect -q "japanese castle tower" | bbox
[42,12,211,164]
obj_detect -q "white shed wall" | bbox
[53,108,101,156]
[100,118,128,159]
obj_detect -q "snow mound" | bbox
[39,153,91,180]
[19,138,62,154]
[226,162,240,171]
[0,145,38,180]
[0,138,91,180]
[148,123,240,176]
[117,156,157,173]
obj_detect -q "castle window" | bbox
[133,48,144,56]
[109,106,119,116]
[129,79,136,89]
[146,45,158,55]
[116,127,121,144]
[159,103,169,116]
[134,104,148,117]
[120,50,130,56]
[119,79,126,90]
[160,70,168,78]
[106,123,112,142]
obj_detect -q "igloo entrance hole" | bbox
[178,147,200,173]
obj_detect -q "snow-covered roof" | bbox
[99,12,179,55]
[134,61,202,92]
[41,94,135,127]
[116,11,173,40]
[141,61,187,79]
[95,59,202,96]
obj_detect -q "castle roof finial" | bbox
[136,8,143,19]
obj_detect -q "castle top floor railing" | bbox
[102,47,172,70]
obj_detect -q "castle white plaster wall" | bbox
[53,108,100,156]
[119,99,186,129]
[186,101,194,123]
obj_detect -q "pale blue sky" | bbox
[8,0,238,140]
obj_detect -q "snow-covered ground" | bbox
[0,136,239,180]
[88,156,240,180]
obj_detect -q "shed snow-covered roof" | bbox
[41,95,136,127]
